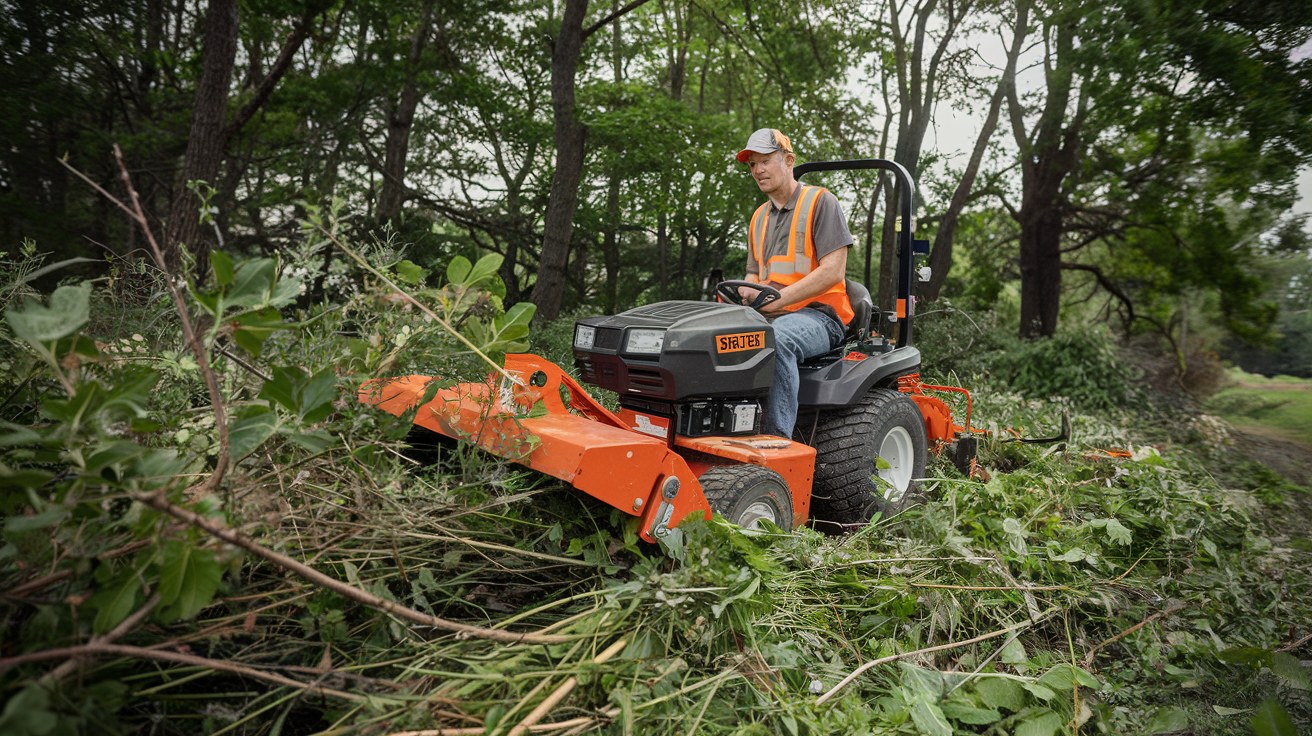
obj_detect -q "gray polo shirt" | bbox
[745,184,854,279]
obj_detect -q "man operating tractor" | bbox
[736,128,856,438]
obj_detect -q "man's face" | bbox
[746,151,794,196]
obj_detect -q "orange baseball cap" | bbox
[736,128,793,163]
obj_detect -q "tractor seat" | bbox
[844,278,873,342]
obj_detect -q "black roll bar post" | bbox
[793,159,917,348]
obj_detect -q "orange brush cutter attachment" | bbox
[360,355,716,543]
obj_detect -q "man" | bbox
[736,128,855,439]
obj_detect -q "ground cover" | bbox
[1,248,1310,736]
[1206,370,1312,446]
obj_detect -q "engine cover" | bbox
[573,301,775,401]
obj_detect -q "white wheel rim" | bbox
[877,426,915,501]
[737,500,778,534]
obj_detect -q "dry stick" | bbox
[506,639,628,736]
[58,148,230,495]
[133,492,568,645]
[41,593,161,685]
[0,644,362,701]
[1278,631,1312,653]
[908,583,1071,592]
[815,609,1058,706]
[1082,602,1185,669]
[386,717,600,736]
[312,225,521,386]
[4,569,73,598]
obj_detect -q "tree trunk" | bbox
[601,0,622,313]
[1010,14,1080,339]
[533,0,591,324]
[657,208,668,300]
[165,0,239,274]
[378,1,436,223]
[1017,192,1064,337]
[923,0,1029,302]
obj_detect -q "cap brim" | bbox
[736,147,770,163]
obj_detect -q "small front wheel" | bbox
[698,465,794,533]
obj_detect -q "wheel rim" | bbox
[877,426,915,500]
[737,500,779,534]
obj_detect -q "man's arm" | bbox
[760,247,848,312]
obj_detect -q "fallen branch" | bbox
[816,608,1058,705]
[133,491,568,645]
[1082,601,1186,668]
[58,147,230,495]
[1278,631,1312,653]
[386,716,601,736]
[0,644,363,701]
[508,638,627,736]
[41,593,161,685]
[4,569,73,598]
[908,582,1071,591]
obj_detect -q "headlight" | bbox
[625,328,665,355]
[574,324,596,349]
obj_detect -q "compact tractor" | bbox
[362,160,979,541]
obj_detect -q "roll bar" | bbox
[793,159,917,348]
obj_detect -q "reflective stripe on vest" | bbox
[749,186,855,325]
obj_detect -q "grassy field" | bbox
[1206,369,1312,446]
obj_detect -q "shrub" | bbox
[990,327,1141,412]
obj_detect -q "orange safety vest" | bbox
[748,185,855,324]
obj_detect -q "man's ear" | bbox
[783,152,796,168]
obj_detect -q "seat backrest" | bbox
[845,278,873,340]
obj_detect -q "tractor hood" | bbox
[573,301,775,401]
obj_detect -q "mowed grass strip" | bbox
[1207,369,1312,445]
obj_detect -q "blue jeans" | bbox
[764,309,845,438]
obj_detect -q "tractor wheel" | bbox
[810,388,927,528]
[698,465,794,533]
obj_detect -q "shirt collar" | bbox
[769,183,805,214]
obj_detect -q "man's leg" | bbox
[763,310,845,438]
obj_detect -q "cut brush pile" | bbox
[1,198,1310,734]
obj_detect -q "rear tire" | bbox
[699,465,794,533]
[810,388,927,528]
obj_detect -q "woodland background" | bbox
[3,0,1311,368]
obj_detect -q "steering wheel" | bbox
[716,280,783,310]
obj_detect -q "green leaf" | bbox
[940,703,1001,724]
[1147,706,1190,733]
[1271,652,1310,690]
[1252,699,1298,736]
[260,366,305,413]
[1022,682,1055,701]
[298,366,337,421]
[286,429,336,453]
[527,400,549,418]
[4,509,66,536]
[6,282,91,346]
[0,684,58,736]
[211,251,234,286]
[1014,709,1063,736]
[909,696,953,736]
[1038,664,1102,691]
[1213,705,1249,716]
[446,256,472,285]
[0,424,42,448]
[91,573,141,633]
[976,677,1026,712]
[466,253,504,286]
[394,260,429,286]
[1218,647,1273,666]
[229,408,279,459]
[1102,518,1132,545]
[875,456,891,470]
[158,540,223,620]
[227,259,276,308]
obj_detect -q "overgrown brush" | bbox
[2,220,1310,736]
